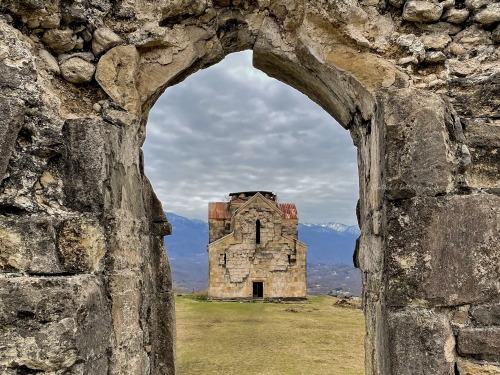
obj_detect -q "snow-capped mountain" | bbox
[298,222,359,265]
[164,212,208,258]
[303,222,360,235]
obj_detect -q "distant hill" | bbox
[164,213,208,259]
[164,212,361,295]
[299,222,360,265]
[164,213,209,293]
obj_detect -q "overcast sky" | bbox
[142,51,359,225]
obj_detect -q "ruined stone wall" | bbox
[208,217,232,243]
[0,0,498,374]
[208,196,307,299]
[282,218,298,238]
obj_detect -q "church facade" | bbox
[208,191,307,300]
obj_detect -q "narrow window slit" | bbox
[256,219,261,244]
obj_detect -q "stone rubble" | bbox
[403,1,444,22]
[38,49,60,75]
[92,27,123,56]
[41,28,77,53]
[60,56,96,83]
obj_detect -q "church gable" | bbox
[233,192,282,219]
[232,193,282,244]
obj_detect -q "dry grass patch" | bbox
[175,295,365,375]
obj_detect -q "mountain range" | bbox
[164,212,362,295]
[298,222,360,264]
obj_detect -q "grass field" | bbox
[175,295,365,375]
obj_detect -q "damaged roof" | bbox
[208,202,229,219]
[208,202,298,220]
[278,203,299,220]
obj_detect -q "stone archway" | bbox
[0,1,499,375]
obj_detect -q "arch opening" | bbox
[145,48,368,374]
[134,12,386,365]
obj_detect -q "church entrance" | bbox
[253,282,264,298]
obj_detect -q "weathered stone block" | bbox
[387,194,500,307]
[425,50,446,63]
[109,271,142,347]
[107,270,151,374]
[465,145,500,189]
[463,119,500,189]
[464,119,500,148]
[60,57,96,83]
[471,303,500,326]
[139,236,175,375]
[0,275,111,374]
[474,3,500,25]
[0,216,106,274]
[62,118,120,213]
[41,29,76,53]
[92,27,123,56]
[457,357,500,375]
[159,0,207,19]
[465,0,489,10]
[38,48,60,74]
[0,96,25,180]
[325,46,408,93]
[0,216,61,274]
[102,105,140,128]
[403,1,444,22]
[58,218,106,273]
[447,73,500,121]
[444,8,470,24]
[458,328,500,362]
[422,34,451,50]
[387,308,455,375]
[95,45,141,115]
[382,89,456,199]
[63,118,106,212]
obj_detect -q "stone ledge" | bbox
[207,297,308,302]
[457,357,500,375]
[470,303,500,326]
[458,327,500,362]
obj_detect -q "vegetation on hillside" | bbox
[175,295,365,375]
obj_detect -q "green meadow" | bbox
[175,295,365,375]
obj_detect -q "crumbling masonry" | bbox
[0,1,499,374]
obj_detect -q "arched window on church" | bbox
[256,219,261,244]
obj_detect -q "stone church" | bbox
[208,191,307,300]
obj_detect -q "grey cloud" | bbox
[142,51,358,225]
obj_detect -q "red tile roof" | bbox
[208,202,229,219]
[279,203,298,220]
